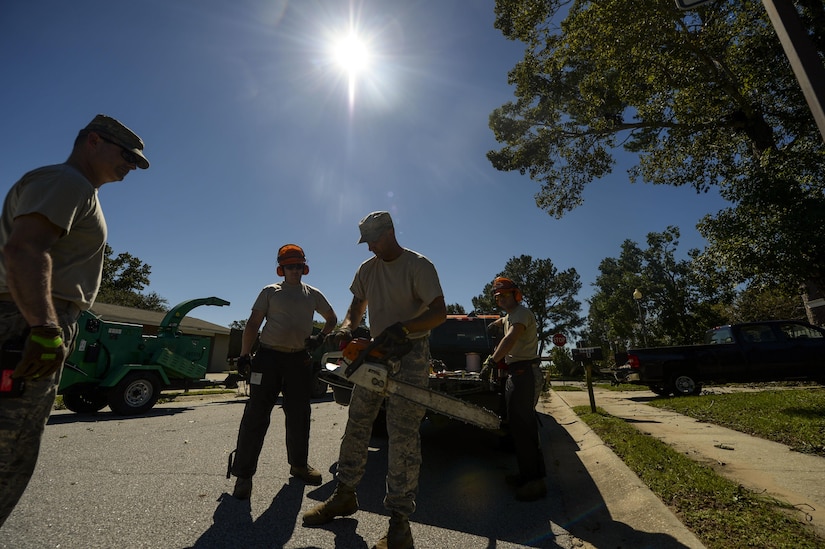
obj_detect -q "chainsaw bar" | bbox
[326,361,501,431]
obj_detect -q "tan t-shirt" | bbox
[0,164,106,310]
[350,248,443,338]
[504,303,539,364]
[253,282,333,348]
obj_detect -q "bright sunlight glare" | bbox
[332,33,371,76]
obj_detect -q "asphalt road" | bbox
[0,389,697,548]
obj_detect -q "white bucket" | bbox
[465,352,481,372]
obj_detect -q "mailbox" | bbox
[571,346,603,361]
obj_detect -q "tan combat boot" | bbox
[302,483,358,526]
[372,511,413,549]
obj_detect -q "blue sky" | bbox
[0,0,728,332]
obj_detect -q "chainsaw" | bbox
[326,338,501,431]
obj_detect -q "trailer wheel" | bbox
[108,372,161,415]
[669,372,702,397]
[63,391,108,414]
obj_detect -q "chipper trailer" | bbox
[58,296,230,415]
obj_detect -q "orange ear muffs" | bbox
[276,264,309,276]
[276,243,309,276]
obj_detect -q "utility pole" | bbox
[761,0,825,143]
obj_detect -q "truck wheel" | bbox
[669,373,702,397]
[63,391,108,414]
[108,372,161,415]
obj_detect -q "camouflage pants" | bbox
[0,302,78,527]
[336,337,429,517]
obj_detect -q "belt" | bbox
[0,293,81,318]
[259,343,306,353]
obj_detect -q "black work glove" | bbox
[376,322,409,346]
[332,329,353,349]
[480,355,497,382]
[237,355,252,380]
[13,326,66,379]
[304,333,326,351]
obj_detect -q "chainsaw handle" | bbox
[344,338,383,378]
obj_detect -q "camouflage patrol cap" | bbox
[358,211,394,244]
[82,114,149,169]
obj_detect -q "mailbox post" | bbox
[571,346,603,413]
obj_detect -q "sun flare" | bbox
[332,33,371,77]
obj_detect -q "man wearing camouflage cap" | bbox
[303,211,446,549]
[0,114,149,526]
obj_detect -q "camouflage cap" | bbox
[358,211,394,244]
[82,114,149,169]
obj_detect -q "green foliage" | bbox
[472,254,584,354]
[728,285,806,322]
[549,345,577,376]
[446,303,466,314]
[491,0,825,292]
[648,388,825,456]
[587,227,729,351]
[97,244,168,311]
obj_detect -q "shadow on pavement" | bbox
[47,406,192,424]
[411,411,693,548]
[188,478,306,549]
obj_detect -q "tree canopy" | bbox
[489,0,825,291]
[586,227,728,350]
[97,244,168,311]
[472,254,583,354]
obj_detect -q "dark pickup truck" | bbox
[616,320,825,396]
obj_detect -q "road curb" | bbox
[543,390,707,549]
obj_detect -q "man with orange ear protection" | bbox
[485,277,546,501]
[228,244,337,499]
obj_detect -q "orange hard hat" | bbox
[277,244,309,275]
[492,276,522,302]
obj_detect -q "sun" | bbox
[332,33,371,77]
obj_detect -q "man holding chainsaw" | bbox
[0,114,149,527]
[229,244,337,499]
[483,277,546,501]
[303,211,445,549]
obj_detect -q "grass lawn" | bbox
[575,405,824,548]
[646,387,825,456]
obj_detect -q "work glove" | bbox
[480,355,497,382]
[13,326,66,379]
[237,354,252,380]
[304,333,326,351]
[375,322,409,346]
[332,329,353,350]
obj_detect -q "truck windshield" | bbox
[705,327,734,344]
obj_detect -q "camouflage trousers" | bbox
[0,301,79,527]
[335,337,429,517]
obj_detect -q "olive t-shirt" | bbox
[0,164,106,310]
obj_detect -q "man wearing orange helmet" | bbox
[228,244,337,500]
[484,276,546,501]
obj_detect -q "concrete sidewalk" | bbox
[540,389,706,549]
[548,385,825,542]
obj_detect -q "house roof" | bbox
[89,302,231,335]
